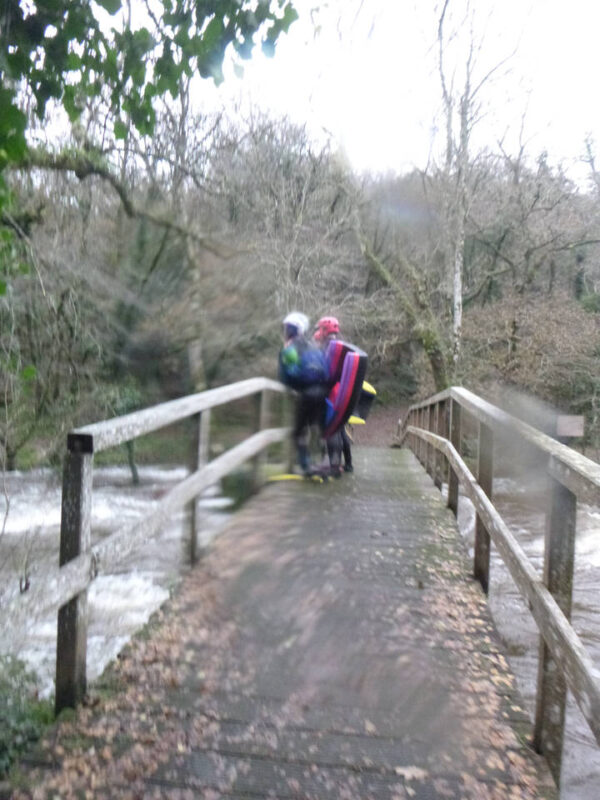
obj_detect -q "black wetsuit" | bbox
[279,335,328,472]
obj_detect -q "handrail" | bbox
[404,386,600,504]
[68,377,286,453]
[1,377,291,714]
[1,427,288,637]
[400,387,600,788]
[407,427,600,741]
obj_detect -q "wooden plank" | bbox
[406,388,451,412]
[72,378,287,453]
[0,426,289,640]
[407,426,600,748]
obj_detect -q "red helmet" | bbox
[314,316,340,341]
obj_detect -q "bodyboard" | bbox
[323,341,368,439]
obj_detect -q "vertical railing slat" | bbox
[190,409,211,565]
[474,422,493,594]
[283,391,295,473]
[441,400,450,488]
[426,404,434,479]
[533,476,577,786]
[252,389,270,490]
[447,400,461,516]
[433,402,442,489]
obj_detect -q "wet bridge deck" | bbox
[14,447,556,799]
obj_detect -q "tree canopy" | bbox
[0,0,298,173]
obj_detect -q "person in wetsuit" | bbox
[279,312,329,475]
[314,315,354,474]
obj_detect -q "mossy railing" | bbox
[399,387,600,789]
[1,378,291,716]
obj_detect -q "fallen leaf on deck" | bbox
[394,766,429,780]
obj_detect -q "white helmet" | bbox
[283,311,309,336]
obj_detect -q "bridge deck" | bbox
[14,447,556,799]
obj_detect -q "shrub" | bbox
[0,656,53,777]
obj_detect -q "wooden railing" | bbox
[399,386,600,787]
[1,377,291,715]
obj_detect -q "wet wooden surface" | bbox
[12,447,556,799]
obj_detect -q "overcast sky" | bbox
[196,0,600,185]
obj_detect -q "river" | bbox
[0,465,233,698]
[453,474,600,799]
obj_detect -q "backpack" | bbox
[280,337,328,389]
[297,340,328,386]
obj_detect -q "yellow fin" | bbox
[267,473,324,483]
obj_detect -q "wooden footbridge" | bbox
[4,379,600,799]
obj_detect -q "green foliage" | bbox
[0,233,103,469]
[0,656,53,778]
[101,379,144,417]
[0,1,298,167]
[580,292,600,313]
[221,466,255,508]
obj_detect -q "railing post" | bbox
[283,390,295,472]
[474,422,493,593]
[441,400,450,487]
[407,409,413,452]
[533,476,577,786]
[447,399,461,516]
[433,402,443,489]
[425,405,434,478]
[413,408,420,461]
[414,407,420,462]
[55,435,93,715]
[252,389,270,490]
[417,407,425,464]
[190,409,211,565]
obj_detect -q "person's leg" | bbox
[341,427,353,472]
[293,396,311,472]
[326,430,343,477]
[304,387,328,474]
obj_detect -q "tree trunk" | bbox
[187,339,207,393]
[5,446,17,472]
[452,237,464,366]
[420,331,450,392]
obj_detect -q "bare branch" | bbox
[13,148,234,258]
